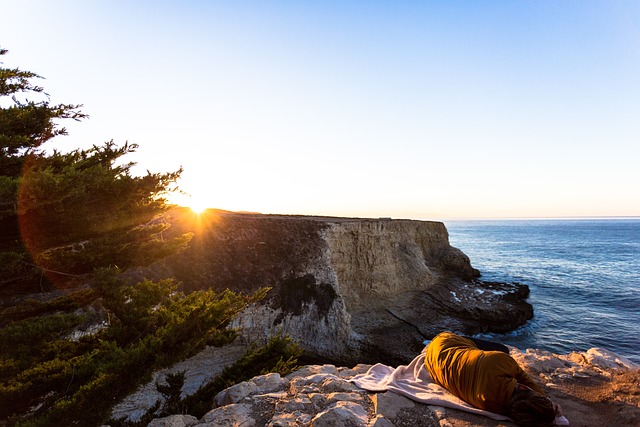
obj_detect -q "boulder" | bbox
[200,403,255,426]
[311,401,369,426]
[147,415,198,427]
[371,392,415,419]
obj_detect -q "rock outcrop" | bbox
[136,209,532,365]
[127,344,639,427]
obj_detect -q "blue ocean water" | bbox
[443,218,640,363]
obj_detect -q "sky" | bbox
[2,1,639,219]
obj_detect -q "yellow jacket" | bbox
[424,332,544,414]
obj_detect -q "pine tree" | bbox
[1,47,87,291]
[0,48,87,178]
[0,48,275,426]
[18,142,191,278]
[0,48,190,292]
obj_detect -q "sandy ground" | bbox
[435,369,640,427]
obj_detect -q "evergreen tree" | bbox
[0,48,87,179]
[1,47,87,291]
[18,142,191,277]
[0,48,279,426]
[0,48,189,292]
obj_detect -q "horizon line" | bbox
[174,205,640,222]
[429,215,640,222]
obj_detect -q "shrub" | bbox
[1,274,268,426]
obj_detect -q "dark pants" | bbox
[466,336,510,354]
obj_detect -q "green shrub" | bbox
[0,274,269,426]
[155,371,187,416]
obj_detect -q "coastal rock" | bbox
[136,209,532,365]
[311,401,369,426]
[133,346,639,427]
[147,415,198,427]
[371,391,416,418]
[510,346,639,379]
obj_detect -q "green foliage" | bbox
[0,289,96,326]
[155,371,186,416]
[0,48,87,179]
[0,313,83,356]
[18,142,190,275]
[0,312,89,400]
[0,48,190,294]
[0,251,40,291]
[0,272,269,426]
[233,333,302,378]
[0,175,18,220]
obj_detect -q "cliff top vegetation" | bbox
[0,47,298,426]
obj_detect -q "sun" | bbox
[188,199,209,214]
[171,192,210,214]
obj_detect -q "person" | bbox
[424,332,564,426]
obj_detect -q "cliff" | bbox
[113,342,640,426]
[137,209,533,365]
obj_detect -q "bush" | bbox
[0,272,269,426]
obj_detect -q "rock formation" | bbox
[114,343,639,427]
[137,209,533,365]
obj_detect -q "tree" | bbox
[18,142,191,278]
[0,48,276,426]
[1,46,87,292]
[0,48,189,292]
[0,47,87,179]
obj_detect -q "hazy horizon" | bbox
[2,1,639,219]
[176,204,640,222]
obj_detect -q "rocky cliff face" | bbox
[142,209,532,365]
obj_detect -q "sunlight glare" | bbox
[189,199,209,214]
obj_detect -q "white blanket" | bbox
[351,352,511,421]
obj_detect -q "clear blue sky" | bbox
[2,1,639,219]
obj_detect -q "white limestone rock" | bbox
[582,348,639,371]
[253,372,287,393]
[371,391,416,419]
[147,414,198,427]
[511,346,639,381]
[214,381,258,406]
[199,403,255,427]
[311,401,369,427]
[368,414,395,427]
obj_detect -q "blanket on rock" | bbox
[351,352,511,421]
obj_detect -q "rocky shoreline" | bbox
[111,342,639,427]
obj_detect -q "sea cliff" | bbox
[136,209,533,365]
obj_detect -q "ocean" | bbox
[442,218,640,363]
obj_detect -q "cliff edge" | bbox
[113,343,640,426]
[137,209,533,365]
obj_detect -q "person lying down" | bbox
[424,332,569,427]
